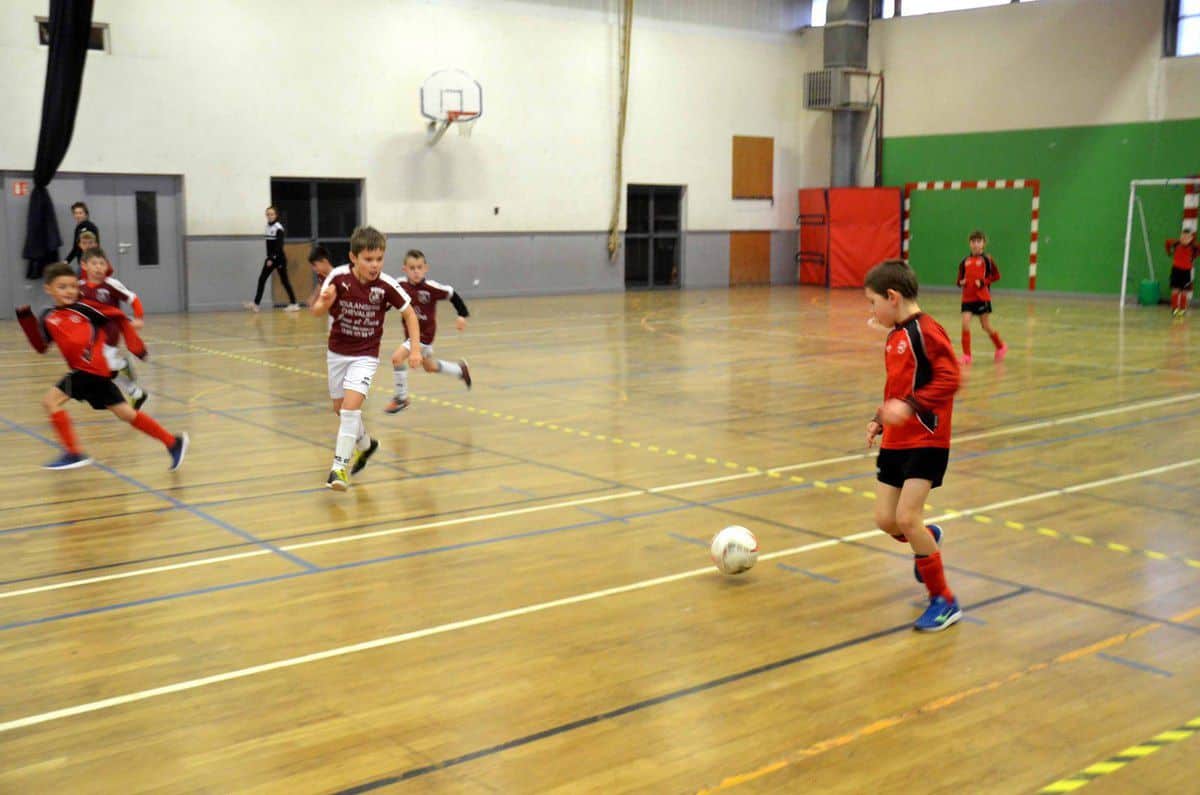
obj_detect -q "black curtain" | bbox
[22,0,94,279]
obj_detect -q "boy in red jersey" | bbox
[383,250,472,414]
[956,230,1006,365]
[865,259,962,632]
[78,248,148,408]
[17,263,188,471]
[1166,229,1199,317]
[311,226,422,491]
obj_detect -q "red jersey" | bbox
[79,277,143,345]
[880,313,960,450]
[18,303,117,377]
[1166,239,1199,271]
[399,278,456,345]
[957,254,999,303]
[322,265,411,357]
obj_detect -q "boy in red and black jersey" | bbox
[79,247,148,407]
[865,259,962,632]
[1166,229,1199,317]
[956,230,1006,365]
[17,263,187,471]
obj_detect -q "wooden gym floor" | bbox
[1,286,1198,794]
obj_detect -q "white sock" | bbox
[334,409,361,471]
[437,359,462,378]
[355,422,372,451]
[393,364,409,400]
[114,372,142,397]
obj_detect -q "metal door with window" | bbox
[83,175,185,312]
[625,185,682,289]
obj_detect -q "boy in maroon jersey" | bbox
[865,259,962,632]
[78,248,148,408]
[311,226,422,490]
[17,263,187,471]
[1166,229,1199,317]
[383,249,472,414]
[955,230,1006,365]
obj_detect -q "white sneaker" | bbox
[284,304,301,312]
[243,301,260,313]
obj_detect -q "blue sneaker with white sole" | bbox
[914,524,944,583]
[915,594,962,632]
[43,452,92,470]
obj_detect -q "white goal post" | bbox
[1120,177,1200,307]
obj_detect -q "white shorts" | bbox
[103,344,126,372]
[327,351,378,399]
[401,339,435,359]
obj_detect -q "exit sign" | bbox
[12,181,29,197]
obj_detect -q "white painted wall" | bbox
[869,0,1200,138]
[0,0,806,235]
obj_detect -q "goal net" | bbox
[1120,178,1200,307]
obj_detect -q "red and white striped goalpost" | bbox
[902,179,1041,290]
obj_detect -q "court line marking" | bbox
[0,528,895,734]
[699,602,1200,793]
[149,337,1200,482]
[1037,716,1200,793]
[5,458,1198,605]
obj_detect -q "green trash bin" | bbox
[1138,279,1161,306]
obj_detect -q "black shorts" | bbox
[56,371,125,410]
[876,447,950,489]
[961,301,993,315]
[1170,268,1194,290]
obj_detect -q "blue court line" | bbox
[667,532,709,548]
[331,588,1030,792]
[776,563,839,584]
[0,482,627,589]
[0,414,318,573]
[576,507,631,524]
[1096,652,1174,678]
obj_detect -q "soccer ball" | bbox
[710,525,759,575]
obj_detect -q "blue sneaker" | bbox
[43,452,92,470]
[168,432,189,471]
[914,524,944,583]
[915,594,962,632]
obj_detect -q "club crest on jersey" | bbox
[97,288,110,302]
[369,286,385,304]
[418,290,431,304]
[896,340,908,355]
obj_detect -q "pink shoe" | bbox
[994,344,1008,362]
[959,354,973,366]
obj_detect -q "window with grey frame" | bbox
[625,185,682,289]
[269,179,362,269]
[1167,0,1200,56]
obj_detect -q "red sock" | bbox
[889,534,908,543]
[50,410,81,455]
[131,411,176,448]
[915,552,954,601]
[961,330,972,357]
[989,331,1004,349]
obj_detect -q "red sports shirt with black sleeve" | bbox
[881,313,961,450]
[399,278,458,345]
[1166,239,1200,271]
[957,254,1000,303]
[17,302,119,378]
[321,265,411,357]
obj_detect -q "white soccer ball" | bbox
[710,525,759,575]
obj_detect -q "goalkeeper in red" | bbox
[17,262,188,471]
[956,229,1006,365]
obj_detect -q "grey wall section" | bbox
[164,228,801,313]
[2,173,89,319]
[771,229,798,285]
[682,232,730,288]
[388,232,622,298]
[185,237,265,311]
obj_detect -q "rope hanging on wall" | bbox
[608,0,634,261]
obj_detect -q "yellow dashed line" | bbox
[973,515,993,524]
[837,486,854,495]
[1005,520,1026,530]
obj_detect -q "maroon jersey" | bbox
[322,265,410,357]
[881,313,960,450]
[399,278,456,345]
[78,277,141,345]
[21,303,115,378]
[1166,239,1200,271]
[957,254,999,303]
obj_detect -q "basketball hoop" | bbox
[421,69,483,147]
[448,110,478,137]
